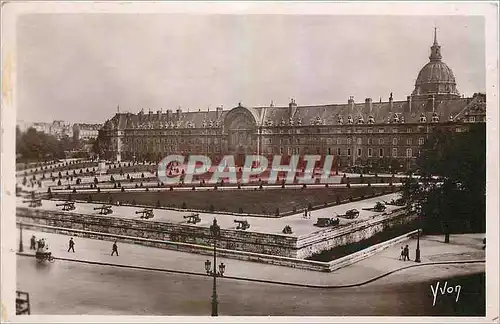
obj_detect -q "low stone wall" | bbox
[296,208,418,259]
[17,222,419,272]
[16,207,298,257]
[16,204,416,261]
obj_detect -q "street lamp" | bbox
[415,204,422,263]
[203,218,226,316]
[19,222,24,253]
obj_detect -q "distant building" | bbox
[73,123,102,141]
[98,29,486,171]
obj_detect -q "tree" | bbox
[401,123,486,240]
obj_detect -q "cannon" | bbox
[234,219,250,230]
[384,198,405,206]
[94,205,113,215]
[314,217,340,227]
[55,201,76,211]
[23,198,42,208]
[136,208,154,219]
[338,208,360,219]
[362,202,387,212]
[184,213,201,224]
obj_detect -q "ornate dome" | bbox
[412,29,460,99]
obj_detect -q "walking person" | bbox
[30,235,36,250]
[399,246,405,260]
[68,237,75,253]
[403,245,410,261]
[111,241,119,256]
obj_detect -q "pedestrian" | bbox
[30,235,36,250]
[399,246,404,260]
[303,209,307,219]
[308,210,312,219]
[68,237,75,253]
[404,245,410,261]
[111,241,119,256]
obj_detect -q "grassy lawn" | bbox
[55,186,393,216]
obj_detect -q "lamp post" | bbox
[415,204,422,263]
[19,222,24,253]
[203,218,226,317]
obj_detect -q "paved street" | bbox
[17,255,485,316]
[16,229,485,286]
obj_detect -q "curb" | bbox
[17,252,484,288]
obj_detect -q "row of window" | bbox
[272,147,416,158]
[272,137,426,145]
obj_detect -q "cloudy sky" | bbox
[17,14,485,124]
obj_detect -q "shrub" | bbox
[209,204,214,212]
[135,184,139,188]
[132,199,136,205]
[281,183,285,189]
[259,184,263,190]
[192,186,195,191]
[214,185,218,190]
[237,184,241,189]
[57,179,61,186]
[238,207,244,213]
[113,183,117,189]
[145,187,149,191]
[346,183,351,188]
[156,200,161,207]
[97,187,101,193]
[72,188,77,193]
[169,186,173,191]
[121,187,125,192]
[302,184,307,189]
[275,208,280,216]
[325,184,329,188]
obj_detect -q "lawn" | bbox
[55,186,393,216]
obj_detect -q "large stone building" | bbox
[73,123,102,141]
[99,30,486,171]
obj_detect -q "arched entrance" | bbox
[224,106,258,166]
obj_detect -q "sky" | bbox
[16,14,485,124]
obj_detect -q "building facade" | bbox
[99,31,486,171]
[73,123,102,141]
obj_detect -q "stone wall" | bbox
[16,205,416,261]
[16,207,298,257]
[295,208,417,259]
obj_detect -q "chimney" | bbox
[348,96,355,112]
[166,109,172,120]
[364,98,372,114]
[216,106,223,119]
[288,98,297,118]
[407,96,412,113]
[176,108,182,118]
[389,94,394,112]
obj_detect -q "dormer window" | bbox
[297,119,302,126]
[209,120,214,128]
[202,120,207,128]
[337,116,344,125]
[419,113,427,123]
[392,113,400,123]
[347,115,353,124]
[289,118,294,126]
[368,115,375,124]
[432,113,439,123]
[449,114,454,122]
[400,116,405,123]
[280,119,286,126]
[357,115,364,124]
